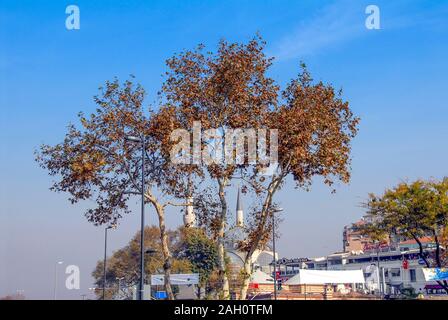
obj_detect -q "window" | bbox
[391,268,401,277]
[410,269,416,282]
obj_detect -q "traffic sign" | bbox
[155,291,167,299]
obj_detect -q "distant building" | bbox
[183,196,195,227]
[274,219,445,296]
[224,187,276,278]
[342,218,390,253]
[183,186,276,295]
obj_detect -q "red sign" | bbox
[249,283,259,289]
[363,242,389,251]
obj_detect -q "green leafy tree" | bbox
[362,178,448,293]
[175,227,220,298]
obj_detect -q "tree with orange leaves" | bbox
[37,35,359,301]
[36,78,201,299]
[159,36,279,298]
[158,36,359,299]
[238,65,359,299]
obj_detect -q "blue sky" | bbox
[1,0,448,299]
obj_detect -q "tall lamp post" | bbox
[272,207,283,300]
[103,224,116,300]
[53,261,63,300]
[125,135,145,300]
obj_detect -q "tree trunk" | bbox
[413,232,448,294]
[196,286,202,299]
[217,178,230,299]
[239,173,284,300]
[434,231,442,267]
[433,231,448,293]
[145,190,175,300]
[240,259,252,301]
[155,204,174,300]
[239,212,270,299]
[413,234,430,267]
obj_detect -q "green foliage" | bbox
[361,178,448,293]
[362,178,448,242]
[399,287,417,299]
[175,227,220,293]
[92,226,191,300]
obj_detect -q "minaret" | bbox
[236,186,244,227]
[184,196,195,227]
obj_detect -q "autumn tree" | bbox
[157,36,359,299]
[92,226,191,300]
[159,36,278,298]
[36,78,198,299]
[236,64,359,299]
[37,36,359,300]
[361,178,448,293]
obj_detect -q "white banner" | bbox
[151,273,199,285]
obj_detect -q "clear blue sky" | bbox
[1,0,447,299]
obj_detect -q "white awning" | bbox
[285,269,365,285]
[250,269,274,284]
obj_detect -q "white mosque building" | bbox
[224,187,276,274]
[183,186,276,275]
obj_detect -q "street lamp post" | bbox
[125,135,145,300]
[53,261,63,300]
[103,224,116,300]
[272,207,283,300]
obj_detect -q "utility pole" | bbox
[139,135,145,300]
[103,225,115,300]
[125,134,146,301]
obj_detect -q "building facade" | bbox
[273,223,446,296]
